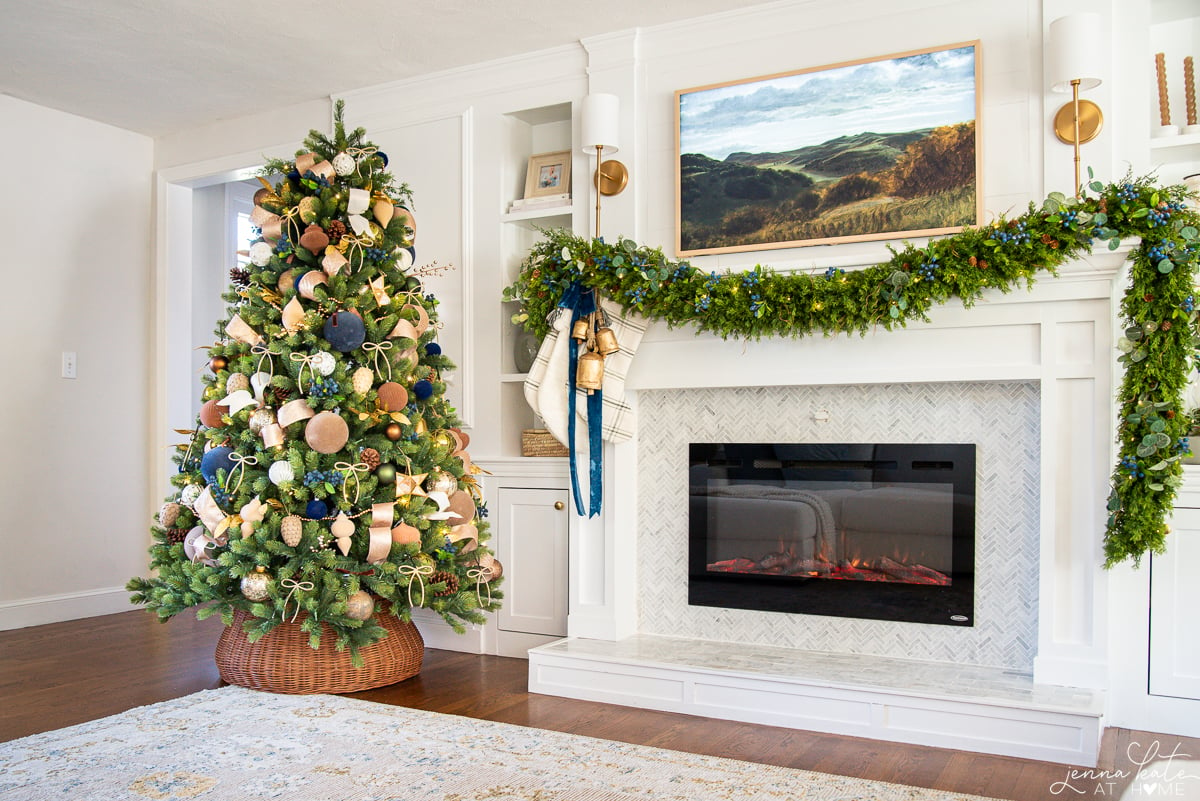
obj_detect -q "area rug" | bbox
[0,686,1002,800]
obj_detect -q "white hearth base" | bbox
[529,635,1105,766]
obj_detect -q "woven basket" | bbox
[522,428,569,457]
[215,605,424,694]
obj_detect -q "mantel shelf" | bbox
[1149,132,1200,151]
[502,204,575,224]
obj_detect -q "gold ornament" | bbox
[240,566,273,602]
[426,470,458,496]
[159,502,182,528]
[281,515,303,547]
[344,590,375,621]
[385,422,403,441]
[210,356,228,373]
[277,269,296,295]
[226,373,250,394]
[248,407,276,436]
[298,196,319,224]
[595,325,619,356]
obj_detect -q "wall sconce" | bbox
[1047,13,1104,197]
[581,93,628,238]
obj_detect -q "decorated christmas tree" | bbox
[129,102,501,664]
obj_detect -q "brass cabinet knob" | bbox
[554,501,564,511]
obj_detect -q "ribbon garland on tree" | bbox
[506,175,1200,567]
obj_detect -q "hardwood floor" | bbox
[3,610,1198,801]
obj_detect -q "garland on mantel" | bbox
[504,175,1200,568]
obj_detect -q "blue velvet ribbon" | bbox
[560,282,603,517]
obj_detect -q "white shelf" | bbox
[1150,132,1200,151]
[502,204,575,224]
[500,372,530,383]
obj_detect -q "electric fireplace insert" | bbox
[688,442,976,626]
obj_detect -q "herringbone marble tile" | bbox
[636,382,1040,671]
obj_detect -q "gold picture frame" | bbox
[523,150,572,200]
[676,42,981,256]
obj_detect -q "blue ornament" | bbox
[424,342,442,356]
[377,151,388,167]
[200,446,235,485]
[413,379,434,400]
[323,310,366,352]
[306,499,329,519]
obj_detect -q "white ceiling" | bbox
[1,0,769,138]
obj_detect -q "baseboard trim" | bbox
[0,587,134,631]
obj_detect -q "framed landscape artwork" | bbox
[676,42,981,256]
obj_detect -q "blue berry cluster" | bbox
[1147,208,1171,228]
[694,295,711,312]
[209,484,232,506]
[274,234,292,254]
[1175,437,1191,455]
[705,271,720,291]
[365,247,388,260]
[1120,457,1145,479]
[303,469,345,489]
[1117,183,1139,202]
[989,221,1031,245]
[307,378,340,398]
[593,254,612,272]
[1183,295,1194,313]
[824,266,845,280]
[749,293,764,314]
[1146,245,1168,263]
[741,272,760,289]
[1059,210,1078,229]
[300,173,330,190]
[624,286,647,304]
[672,264,691,280]
[915,255,939,283]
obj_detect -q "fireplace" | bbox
[688,442,976,627]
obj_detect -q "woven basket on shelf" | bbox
[214,604,424,694]
[521,428,569,457]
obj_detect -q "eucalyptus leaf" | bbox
[1137,443,1157,457]
[1132,348,1148,362]
[1125,325,1144,341]
[1093,212,1107,224]
[1154,432,1172,448]
[1157,258,1175,274]
[1151,419,1166,433]
[1149,461,1168,471]
[1108,238,1121,251]
[1149,483,1165,492]
[889,306,900,319]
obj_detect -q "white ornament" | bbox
[249,241,274,267]
[180,484,203,509]
[352,366,374,395]
[268,460,295,485]
[333,152,356,176]
[311,351,336,376]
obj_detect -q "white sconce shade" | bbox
[1047,13,1103,92]
[581,93,620,155]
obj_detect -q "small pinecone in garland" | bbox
[229,266,251,288]
[430,571,460,597]
[360,448,381,471]
[326,219,347,245]
[269,386,293,406]
[166,528,189,544]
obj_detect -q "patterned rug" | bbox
[0,686,1002,800]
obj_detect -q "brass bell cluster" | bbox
[573,303,619,393]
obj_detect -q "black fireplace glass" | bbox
[688,443,976,626]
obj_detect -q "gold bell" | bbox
[576,351,605,391]
[571,318,591,341]
[595,326,619,356]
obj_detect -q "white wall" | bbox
[0,95,154,628]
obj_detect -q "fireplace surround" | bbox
[688,442,976,627]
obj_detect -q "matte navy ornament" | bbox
[424,342,442,356]
[413,379,434,400]
[323,310,366,352]
[200,446,235,486]
[306,499,329,519]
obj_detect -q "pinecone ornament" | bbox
[359,448,381,471]
[430,571,460,597]
[229,266,251,288]
[166,528,189,544]
[326,219,347,245]
[281,515,303,548]
[269,386,292,406]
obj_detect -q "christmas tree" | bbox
[129,102,501,659]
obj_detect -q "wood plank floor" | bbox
[3,610,1199,801]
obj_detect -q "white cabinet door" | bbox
[1150,506,1200,699]
[497,487,569,637]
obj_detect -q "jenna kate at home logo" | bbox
[1050,741,1199,797]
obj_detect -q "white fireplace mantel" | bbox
[565,250,1128,693]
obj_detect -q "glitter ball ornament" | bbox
[426,470,458,495]
[345,590,375,621]
[248,407,277,436]
[310,351,336,376]
[298,196,319,224]
[159,502,182,528]
[248,241,274,267]
[240,567,273,602]
[332,152,356,176]
[352,367,373,395]
[180,484,202,508]
[226,373,250,394]
[281,515,303,547]
[268,460,295,485]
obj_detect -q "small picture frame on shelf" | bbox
[523,151,572,200]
